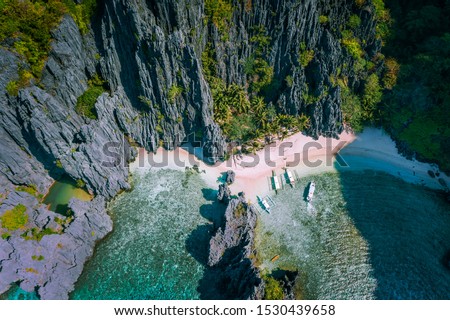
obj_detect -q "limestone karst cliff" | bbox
[0,0,382,299]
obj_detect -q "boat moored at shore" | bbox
[285,170,296,188]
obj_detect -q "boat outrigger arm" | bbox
[259,196,271,213]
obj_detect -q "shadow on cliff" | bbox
[334,162,450,299]
[196,257,258,300]
[186,188,259,299]
[185,187,226,288]
[91,0,147,110]
[20,122,65,181]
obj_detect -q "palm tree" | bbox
[251,96,265,114]
[296,114,311,131]
[229,85,250,114]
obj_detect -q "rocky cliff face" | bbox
[0,0,380,299]
[206,0,379,138]
[204,193,264,299]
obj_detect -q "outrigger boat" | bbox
[271,170,281,191]
[285,169,295,188]
[257,195,271,213]
[306,181,316,202]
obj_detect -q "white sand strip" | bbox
[129,128,449,203]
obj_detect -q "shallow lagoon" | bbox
[256,171,450,299]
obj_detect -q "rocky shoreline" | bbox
[202,171,298,300]
[0,177,112,299]
[1,0,380,299]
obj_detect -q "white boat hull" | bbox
[307,182,315,201]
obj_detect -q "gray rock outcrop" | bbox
[0,178,112,299]
[205,193,264,299]
[226,170,236,185]
[217,184,232,204]
[0,0,381,299]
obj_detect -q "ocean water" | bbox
[0,284,39,300]
[255,171,450,299]
[71,169,220,300]
[3,168,449,300]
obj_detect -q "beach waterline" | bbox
[68,128,450,299]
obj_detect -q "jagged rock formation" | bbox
[203,0,380,138]
[0,177,112,299]
[217,170,235,203]
[0,17,136,198]
[226,170,236,185]
[0,0,381,299]
[204,193,264,299]
[217,183,232,204]
[96,0,226,160]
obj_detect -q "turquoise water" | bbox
[71,169,220,299]
[4,168,448,300]
[256,171,450,299]
[0,284,39,300]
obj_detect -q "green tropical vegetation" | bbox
[201,23,310,146]
[0,0,98,94]
[329,0,396,132]
[62,0,98,35]
[0,202,59,240]
[15,184,39,197]
[0,204,28,231]
[1,232,11,240]
[202,37,310,149]
[319,15,329,25]
[0,0,66,78]
[341,30,363,59]
[22,227,59,241]
[168,84,183,103]
[298,42,315,68]
[75,179,86,189]
[247,25,274,95]
[204,0,233,36]
[380,0,450,172]
[75,74,106,119]
[347,14,361,29]
[263,275,284,300]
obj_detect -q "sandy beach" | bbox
[130,128,450,202]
